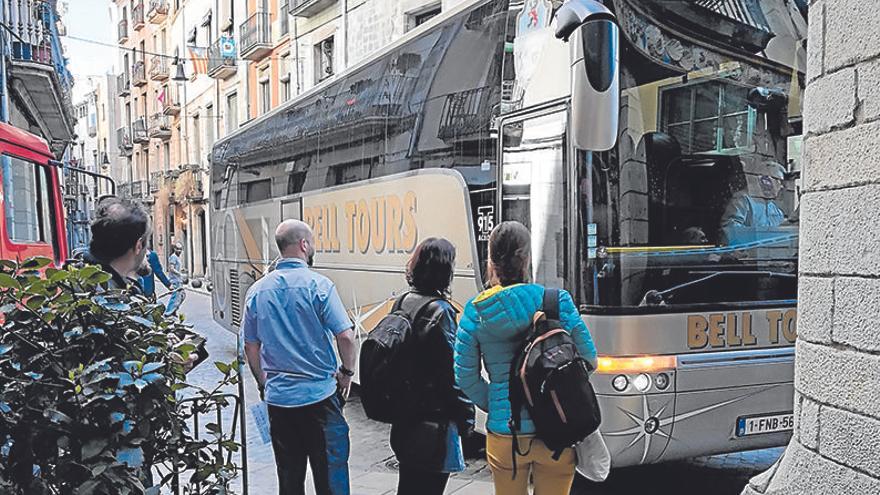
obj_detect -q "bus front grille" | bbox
[229,268,242,327]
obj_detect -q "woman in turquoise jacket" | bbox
[454,221,598,494]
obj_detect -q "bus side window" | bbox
[2,155,58,249]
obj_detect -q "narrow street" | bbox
[180,290,783,495]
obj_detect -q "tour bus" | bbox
[210,0,805,467]
[0,122,68,264]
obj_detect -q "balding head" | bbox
[275,219,315,263]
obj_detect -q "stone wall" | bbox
[744,1,880,493]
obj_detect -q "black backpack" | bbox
[508,288,601,475]
[359,292,439,424]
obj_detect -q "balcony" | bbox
[641,0,773,53]
[132,118,149,144]
[117,126,132,152]
[289,0,337,18]
[149,55,169,81]
[240,12,272,61]
[118,182,131,199]
[129,179,151,202]
[6,0,75,156]
[161,84,180,115]
[132,1,145,31]
[117,72,130,97]
[437,86,496,141]
[118,19,128,43]
[150,171,162,193]
[207,37,238,79]
[182,167,206,202]
[147,0,169,24]
[132,61,147,87]
[148,113,171,139]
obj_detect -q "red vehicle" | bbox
[0,122,68,264]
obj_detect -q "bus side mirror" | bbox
[555,0,620,152]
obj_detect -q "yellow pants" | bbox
[486,432,576,495]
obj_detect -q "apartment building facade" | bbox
[107,0,452,279]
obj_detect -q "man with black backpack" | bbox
[242,219,357,495]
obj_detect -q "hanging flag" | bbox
[157,86,166,106]
[188,46,209,75]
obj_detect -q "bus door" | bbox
[498,107,573,287]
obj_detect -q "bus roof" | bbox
[0,122,53,158]
[213,0,489,151]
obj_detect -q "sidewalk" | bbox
[179,291,494,494]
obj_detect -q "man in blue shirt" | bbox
[721,161,788,245]
[242,219,357,495]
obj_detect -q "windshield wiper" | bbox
[640,270,797,306]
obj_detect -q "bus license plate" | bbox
[736,413,794,437]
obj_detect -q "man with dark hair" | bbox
[85,197,151,290]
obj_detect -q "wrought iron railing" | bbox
[132,1,145,27]
[692,0,771,31]
[6,0,74,92]
[240,12,271,55]
[117,72,130,96]
[149,113,171,136]
[132,118,148,143]
[150,171,162,193]
[437,86,496,140]
[132,60,147,86]
[149,55,169,80]
[207,37,238,75]
[148,0,169,19]
[118,19,128,41]
[117,126,133,150]
[161,84,180,114]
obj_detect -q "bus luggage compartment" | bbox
[664,347,794,461]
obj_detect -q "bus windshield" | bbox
[578,69,801,313]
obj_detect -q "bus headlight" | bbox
[612,374,628,392]
[633,373,652,392]
[655,372,670,390]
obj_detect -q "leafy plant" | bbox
[0,258,240,495]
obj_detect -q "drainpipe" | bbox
[293,10,300,94]
[341,0,348,69]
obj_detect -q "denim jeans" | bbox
[268,392,350,495]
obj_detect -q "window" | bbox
[163,143,171,172]
[240,179,272,203]
[226,92,239,134]
[408,5,441,31]
[259,66,271,114]
[2,155,56,245]
[661,80,754,154]
[314,37,334,84]
[279,0,289,36]
[281,78,291,103]
[280,53,291,102]
[206,104,215,148]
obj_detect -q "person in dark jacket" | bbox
[392,237,475,495]
[83,197,150,292]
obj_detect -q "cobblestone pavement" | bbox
[180,290,784,494]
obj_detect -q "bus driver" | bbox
[720,161,787,245]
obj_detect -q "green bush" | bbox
[0,258,239,494]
